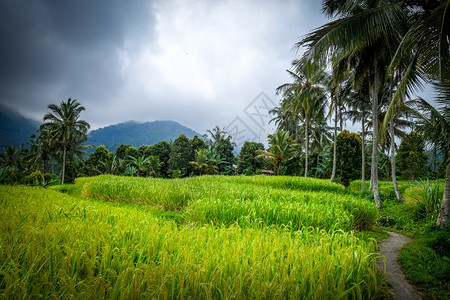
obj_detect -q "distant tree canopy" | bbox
[138,145,153,157]
[84,145,112,175]
[216,137,234,174]
[151,141,171,177]
[396,131,428,180]
[331,130,362,187]
[116,144,131,160]
[191,135,206,154]
[168,134,193,177]
[238,141,265,174]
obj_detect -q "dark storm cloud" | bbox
[0,0,156,118]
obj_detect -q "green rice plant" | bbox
[80,175,193,210]
[403,179,443,214]
[235,175,347,193]
[49,184,82,196]
[349,180,417,197]
[0,186,386,299]
[186,188,378,231]
[78,175,377,231]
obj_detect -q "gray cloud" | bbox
[0,0,326,136]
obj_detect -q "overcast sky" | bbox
[0,0,331,138]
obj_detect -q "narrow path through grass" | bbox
[376,232,421,300]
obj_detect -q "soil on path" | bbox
[376,231,421,300]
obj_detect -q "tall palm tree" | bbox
[329,72,349,182]
[40,98,90,184]
[296,1,405,208]
[269,101,299,139]
[380,0,449,224]
[277,62,328,177]
[28,127,55,174]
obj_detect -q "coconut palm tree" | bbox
[190,148,218,175]
[296,1,406,208]
[206,126,229,147]
[256,131,297,175]
[28,127,55,174]
[269,101,299,139]
[384,0,449,126]
[40,98,89,184]
[276,62,328,177]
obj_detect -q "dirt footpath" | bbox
[376,231,421,300]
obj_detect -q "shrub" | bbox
[23,170,43,186]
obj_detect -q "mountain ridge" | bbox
[0,104,40,150]
[87,120,202,152]
[0,105,202,153]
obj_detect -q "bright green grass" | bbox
[0,186,386,299]
[78,175,378,231]
[349,180,416,196]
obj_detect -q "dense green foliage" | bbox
[331,130,362,186]
[215,137,234,174]
[150,141,171,177]
[396,131,428,180]
[83,145,112,175]
[168,134,193,177]
[238,141,265,174]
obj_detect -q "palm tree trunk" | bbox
[436,159,450,228]
[361,118,366,192]
[331,99,337,182]
[61,144,66,185]
[305,118,309,177]
[433,146,437,172]
[390,121,401,203]
[316,134,322,178]
[371,57,381,209]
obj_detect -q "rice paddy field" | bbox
[0,175,387,299]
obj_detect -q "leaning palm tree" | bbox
[40,98,89,184]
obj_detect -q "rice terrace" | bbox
[0,0,449,299]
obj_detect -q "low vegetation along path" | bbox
[376,232,421,300]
